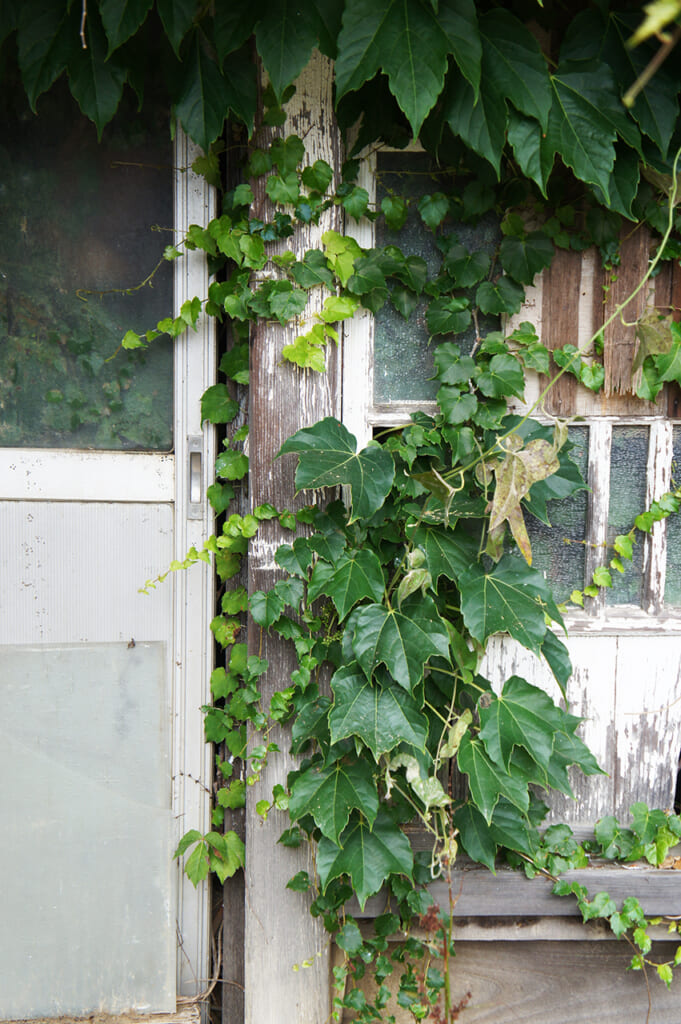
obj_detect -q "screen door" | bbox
[0,82,215,1017]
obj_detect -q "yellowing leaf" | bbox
[488,437,560,564]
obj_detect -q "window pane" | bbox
[607,426,648,606]
[664,427,681,606]
[0,81,173,450]
[526,426,589,601]
[373,152,499,404]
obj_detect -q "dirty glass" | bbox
[526,426,589,602]
[373,151,500,404]
[607,425,648,606]
[664,427,681,606]
[0,642,174,1017]
[0,80,173,450]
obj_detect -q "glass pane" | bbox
[526,426,589,602]
[0,642,174,1016]
[374,152,499,404]
[664,427,681,606]
[607,425,648,606]
[0,80,173,450]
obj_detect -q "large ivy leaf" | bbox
[478,675,566,772]
[288,758,379,844]
[175,34,231,151]
[213,4,259,62]
[157,0,196,57]
[459,557,561,654]
[0,0,20,48]
[100,0,153,55]
[409,524,478,585]
[479,10,552,131]
[452,802,497,871]
[547,60,637,198]
[541,629,572,696]
[308,549,385,619]
[67,6,127,137]
[351,594,450,692]
[336,0,467,137]
[220,45,258,137]
[328,663,429,758]
[443,67,506,174]
[278,417,394,523]
[17,0,80,108]
[457,733,529,822]
[489,797,540,857]
[255,0,320,101]
[316,809,413,908]
[435,0,481,98]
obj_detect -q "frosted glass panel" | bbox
[374,152,499,403]
[665,426,681,606]
[0,643,174,1017]
[0,81,173,450]
[608,426,648,606]
[526,427,589,601]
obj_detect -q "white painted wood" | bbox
[172,129,216,1000]
[643,420,672,613]
[585,420,611,616]
[0,449,174,501]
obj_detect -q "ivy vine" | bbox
[7,2,681,1020]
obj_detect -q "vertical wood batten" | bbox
[244,52,342,1024]
[540,248,581,416]
[643,421,673,614]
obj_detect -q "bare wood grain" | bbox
[337,939,681,1023]
[539,248,581,415]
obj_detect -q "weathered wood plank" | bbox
[613,635,681,817]
[335,939,681,1023]
[540,247,581,415]
[244,51,342,1024]
[4,1011,200,1024]
[351,861,681,919]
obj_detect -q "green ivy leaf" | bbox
[291,250,335,289]
[417,192,450,230]
[442,66,507,174]
[200,384,239,425]
[351,594,450,692]
[328,663,429,757]
[157,0,196,57]
[381,195,409,231]
[308,549,385,619]
[409,524,478,584]
[335,0,463,138]
[499,232,554,286]
[476,353,525,399]
[458,733,530,822]
[255,0,319,101]
[67,6,127,136]
[17,0,80,109]
[476,277,525,315]
[437,387,478,425]
[215,448,249,481]
[250,589,285,628]
[100,0,153,55]
[459,557,561,655]
[443,245,490,288]
[479,9,552,129]
[317,810,413,909]
[452,802,497,871]
[478,675,566,772]
[175,33,232,151]
[213,4,258,62]
[278,417,395,523]
[426,297,471,336]
[289,758,379,844]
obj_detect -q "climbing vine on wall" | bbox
[6,1,681,1020]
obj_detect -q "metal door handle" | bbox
[187,436,203,519]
